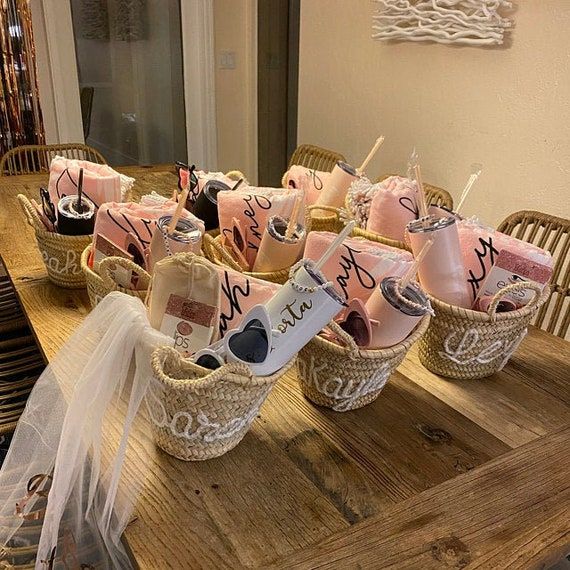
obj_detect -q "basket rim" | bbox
[151,345,295,389]
[307,313,430,359]
[210,235,290,280]
[429,286,550,323]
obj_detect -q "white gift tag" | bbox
[160,294,217,356]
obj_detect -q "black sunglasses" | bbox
[227,319,269,364]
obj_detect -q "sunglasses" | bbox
[222,219,250,270]
[337,299,372,348]
[175,161,199,197]
[225,305,273,371]
[40,187,56,224]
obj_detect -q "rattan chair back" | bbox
[0,143,107,175]
[497,210,570,338]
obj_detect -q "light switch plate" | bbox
[219,51,236,69]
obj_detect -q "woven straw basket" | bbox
[202,206,312,284]
[18,195,91,288]
[297,317,430,412]
[307,205,345,233]
[351,226,410,251]
[80,245,151,309]
[148,346,295,461]
[418,281,549,380]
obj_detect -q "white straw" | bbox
[314,221,355,271]
[455,168,482,215]
[358,136,385,174]
[400,238,433,289]
[168,187,188,235]
[413,164,429,219]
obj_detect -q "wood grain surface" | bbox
[1,168,568,569]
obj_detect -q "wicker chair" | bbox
[288,144,345,172]
[375,174,454,210]
[497,210,569,339]
[0,143,107,176]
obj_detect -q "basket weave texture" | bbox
[307,205,345,234]
[296,317,430,412]
[418,282,549,380]
[18,194,91,288]
[148,346,295,461]
[80,245,150,308]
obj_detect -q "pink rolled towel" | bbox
[93,200,204,266]
[303,231,413,302]
[457,218,553,302]
[217,187,303,266]
[283,165,331,206]
[365,176,420,242]
[214,265,280,337]
[48,156,133,210]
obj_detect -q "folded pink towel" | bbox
[366,176,420,242]
[304,231,413,302]
[284,165,331,205]
[93,200,204,264]
[214,265,280,337]
[218,187,303,266]
[457,218,553,302]
[48,156,132,210]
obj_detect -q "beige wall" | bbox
[298,1,570,227]
[213,0,257,182]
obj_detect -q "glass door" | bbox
[69,0,186,165]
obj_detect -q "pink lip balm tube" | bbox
[406,215,472,308]
[365,276,430,348]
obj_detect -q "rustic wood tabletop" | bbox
[1,166,568,569]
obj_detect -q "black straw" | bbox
[77,168,84,212]
[231,178,244,191]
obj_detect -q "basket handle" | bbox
[203,233,244,272]
[99,256,151,291]
[323,320,360,359]
[152,345,253,381]
[486,280,544,321]
[17,194,43,231]
[308,204,342,217]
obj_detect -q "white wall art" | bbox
[372,0,514,46]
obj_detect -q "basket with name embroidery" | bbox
[148,346,295,461]
[17,195,91,289]
[80,245,151,309]
[418,281,549,380]
[296,317,430,412]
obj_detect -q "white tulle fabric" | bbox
[0,293,172,568]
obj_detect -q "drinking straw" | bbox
[77,167,84,212]
[412,163,429,219]
[168,186,189,235]
[400,238,433,289]
[455,164,482,215]
[358,136,385,174]
[285,189,304,239]
[231,178,244,191]
[314,221,355,271]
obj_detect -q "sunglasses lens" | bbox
[196,354,222,370]
[233,226,244,251]
[340,313,370,347]
[228,319,269,364]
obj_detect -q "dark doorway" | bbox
[257,0,300,186]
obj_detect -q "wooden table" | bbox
[1,167,569,569]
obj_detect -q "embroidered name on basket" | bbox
[440,328,528,366]
[299,355,390,412]
[41,248,81,275]
[145,382,272,443]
